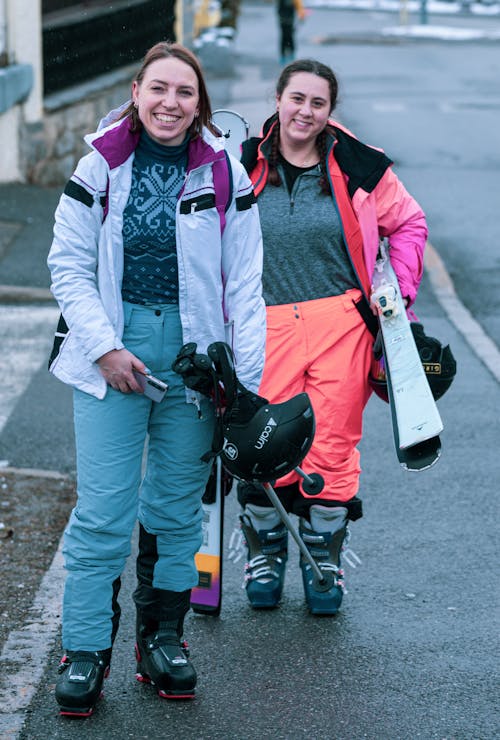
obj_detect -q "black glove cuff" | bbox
[226,388,268,425]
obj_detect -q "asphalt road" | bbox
[0,3,499,738]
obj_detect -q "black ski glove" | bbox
[171,343,215,396]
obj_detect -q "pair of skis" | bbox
[371,241,443,471]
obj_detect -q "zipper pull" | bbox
[192,395,202,418]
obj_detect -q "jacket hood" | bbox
[241,112,277,174]
[97,101,131,131]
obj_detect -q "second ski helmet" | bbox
[220,392,315,482]
[369,322,457,403]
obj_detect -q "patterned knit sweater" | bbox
[121,130,188,305]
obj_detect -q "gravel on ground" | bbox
[0,469,75,652]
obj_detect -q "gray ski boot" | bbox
[299,505,348,615]
[240,504,288,608]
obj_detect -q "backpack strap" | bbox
[212,150,233,236]
[224,150,233,214]
[353,294,379,339]
[101,177,109,222]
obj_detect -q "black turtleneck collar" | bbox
[137,128,190,161]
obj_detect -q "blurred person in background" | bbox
[277,0,307,64]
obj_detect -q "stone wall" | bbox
[20,65,137,186]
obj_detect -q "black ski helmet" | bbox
[220,392,315,482]
[369,322,457,403]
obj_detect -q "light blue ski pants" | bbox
[62,302,215,651]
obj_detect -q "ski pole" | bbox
[260,481,335,590]
[294,466,324,495]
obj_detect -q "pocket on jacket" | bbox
[179,192,216,215]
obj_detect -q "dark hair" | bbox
[276,58,339,110]
[270,59,339,193]
[118,42,216,138]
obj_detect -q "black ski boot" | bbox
[135,614,196,699]
[55,648,112,717]
[240,504,288,608]
[134,525,196,699]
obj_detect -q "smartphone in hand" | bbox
[132,370,168,403]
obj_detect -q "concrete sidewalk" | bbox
[0,183,60,302]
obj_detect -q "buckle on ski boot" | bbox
[135,626,196,700]
[299,524,348,616]
[240,515,288,608]
[55,649,111,717]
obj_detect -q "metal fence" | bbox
[43,0,176,95]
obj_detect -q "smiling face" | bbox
[132,57,200,146]
[277,71,332,149]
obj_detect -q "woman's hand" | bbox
[97,348,148,394]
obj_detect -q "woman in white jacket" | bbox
[48,42,265,716]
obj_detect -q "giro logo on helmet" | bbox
[254,417,277,450]
[223,441,239,460]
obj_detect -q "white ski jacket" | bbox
[47,115,266,400]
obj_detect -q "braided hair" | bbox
[270,59,339,194]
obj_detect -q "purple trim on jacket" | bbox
[90,116,226,173]
[91,117,140,169]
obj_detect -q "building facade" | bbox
[0,0,195,184]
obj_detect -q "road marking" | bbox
[0,305,59,434]
[425,241,500,383]
[372,101,407,113]
[0,465,68,479]
[0,306,63,737]
[382,24,500,41]
[0,539,65,738]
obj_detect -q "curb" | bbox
[0,465,72,480]
[0,285,55,304]
[424,241,500,383]
[313,27,500,44]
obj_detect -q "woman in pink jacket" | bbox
[237,58,428,615]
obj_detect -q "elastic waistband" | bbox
[266,289,363,318]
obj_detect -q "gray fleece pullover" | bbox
[256,164,358,306]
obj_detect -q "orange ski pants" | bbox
[259,290,374,503]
